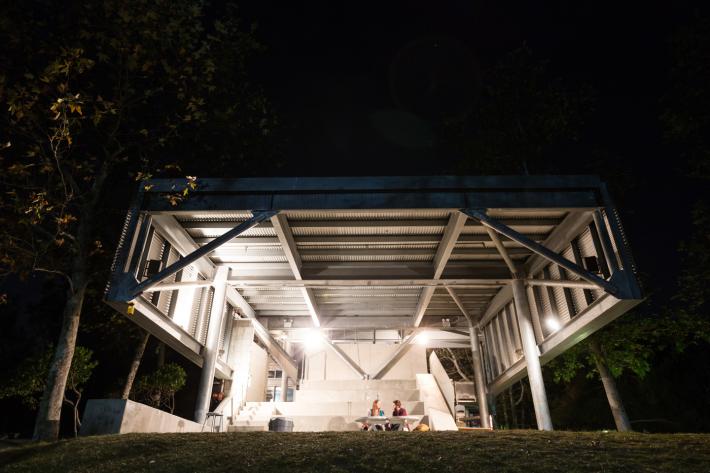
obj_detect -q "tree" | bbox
[0,345,97,436]
[0,0,273,440]
[121,332,150,400]
[61,346,97,436]
[448,46,591,175]
[134,362,187,414]
[0,350,54,410]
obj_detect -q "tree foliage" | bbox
[0,0,276,440]
[134,362,186,414]
[0,0,272,282]
[0,346,96,412]
[449,46,592,174]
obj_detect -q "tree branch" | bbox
[32,267,75,294]
[444,348,471,381]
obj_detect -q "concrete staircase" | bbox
[228,376,456,432]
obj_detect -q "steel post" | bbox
[280,341,290,401]
[468,323,491,428]
[194,267,229,423]
[511,277,553,431]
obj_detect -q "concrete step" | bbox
[295,389,421,403]
[299,379,418,391]
[271,401,425,416]
[228,424,268,432]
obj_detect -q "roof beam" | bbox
[483,227,518,275]
[446,286,473,323]
[412,212,468,327]
[151,215,214,278]
[227,278,509,288]
[270,214,321,327]
[194,234,548,246]
[372,330,420,379]
[183,218,561,233]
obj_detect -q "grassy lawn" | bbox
[1,431,709,473]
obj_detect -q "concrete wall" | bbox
[80,399,203,435]
[304,343,427,380]
[246,342,268,401]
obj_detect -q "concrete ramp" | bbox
[415,374,458,431]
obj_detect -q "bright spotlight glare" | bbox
[545,318,561,331]
[416,331,430,345]
[304,329,323,351]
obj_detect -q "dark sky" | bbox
[237,1,706,295]
[240,1,700,176]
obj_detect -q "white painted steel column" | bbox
[194,266,229,423]
[511,277,553,431]
[280,341,290,401]
[468,323,491,428]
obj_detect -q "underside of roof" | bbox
[175,208,563,322]
[105,175,642,393]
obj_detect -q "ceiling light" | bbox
[304,329,324,352]
[545,318,561,332]
[415,331,430,345]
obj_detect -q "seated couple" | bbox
[362,399,408,431]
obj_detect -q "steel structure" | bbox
[105,176,642,430]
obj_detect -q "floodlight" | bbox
[415,331,430,345]
[545,318,561,332]
[304,329,324,351]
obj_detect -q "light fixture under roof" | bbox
[545,318,561,332]
[415,331,430,346]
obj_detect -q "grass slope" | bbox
[1,431,709,473]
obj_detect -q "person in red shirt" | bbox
[388,400,409,431]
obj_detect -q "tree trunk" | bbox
[121,332,150,400]
[33,280,87,441]
[499,393,509,428]
[444,349,471,381]
[508,387,517,428]
[589,339,633,432]
[157,342,165,367]
[32,150,110,442]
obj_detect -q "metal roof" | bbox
[170,209,555,321]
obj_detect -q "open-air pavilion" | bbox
[99,175,642,433]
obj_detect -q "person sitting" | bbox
[388,399,409,431]
[362,399,385,431]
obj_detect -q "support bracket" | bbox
[461,209,621,297]
[129,210,277,298]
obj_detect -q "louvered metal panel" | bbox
[198,287,215,345]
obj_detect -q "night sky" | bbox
[240,1,698,175]
[237,1,706,298]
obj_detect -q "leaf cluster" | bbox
[134,362,186,412]
[0,345,97,409]
[0,0,272,284]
